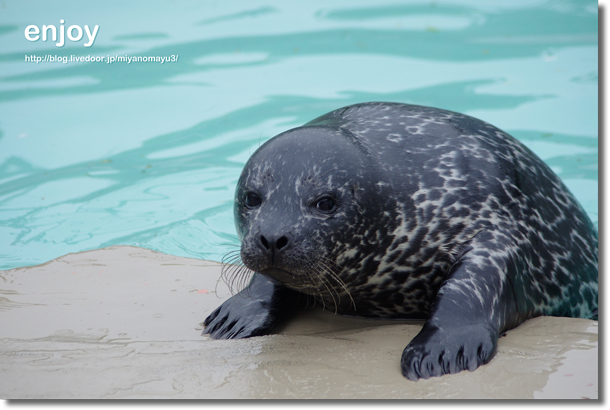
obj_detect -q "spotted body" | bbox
[203,102,598,380]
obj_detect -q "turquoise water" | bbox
[0,0,598,270]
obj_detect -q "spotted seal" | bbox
[203,102,598,380]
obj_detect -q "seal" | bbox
[203,102,598,380]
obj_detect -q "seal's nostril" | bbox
[260,235,287,251]
[260,235,269,250]
[276,236,288,250]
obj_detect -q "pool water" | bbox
[0,0,598,270]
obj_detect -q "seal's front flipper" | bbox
[401,232,521,380]
[203,273,295,339]
[401,321,498,380]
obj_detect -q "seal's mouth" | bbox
[260,263,355,312]
[260,267,298,285]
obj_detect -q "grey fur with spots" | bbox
[203,102,598,380]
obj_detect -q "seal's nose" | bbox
[260,234,289,252]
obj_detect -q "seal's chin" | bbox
[259,267,299,286]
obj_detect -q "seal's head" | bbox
[233,125,385,300]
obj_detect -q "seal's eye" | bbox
[245,193,261,208]
[316,197,335,212]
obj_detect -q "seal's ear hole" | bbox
[350,184,362,201]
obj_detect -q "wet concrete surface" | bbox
[0,246,598,399]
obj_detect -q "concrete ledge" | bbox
[0,246,598,399]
